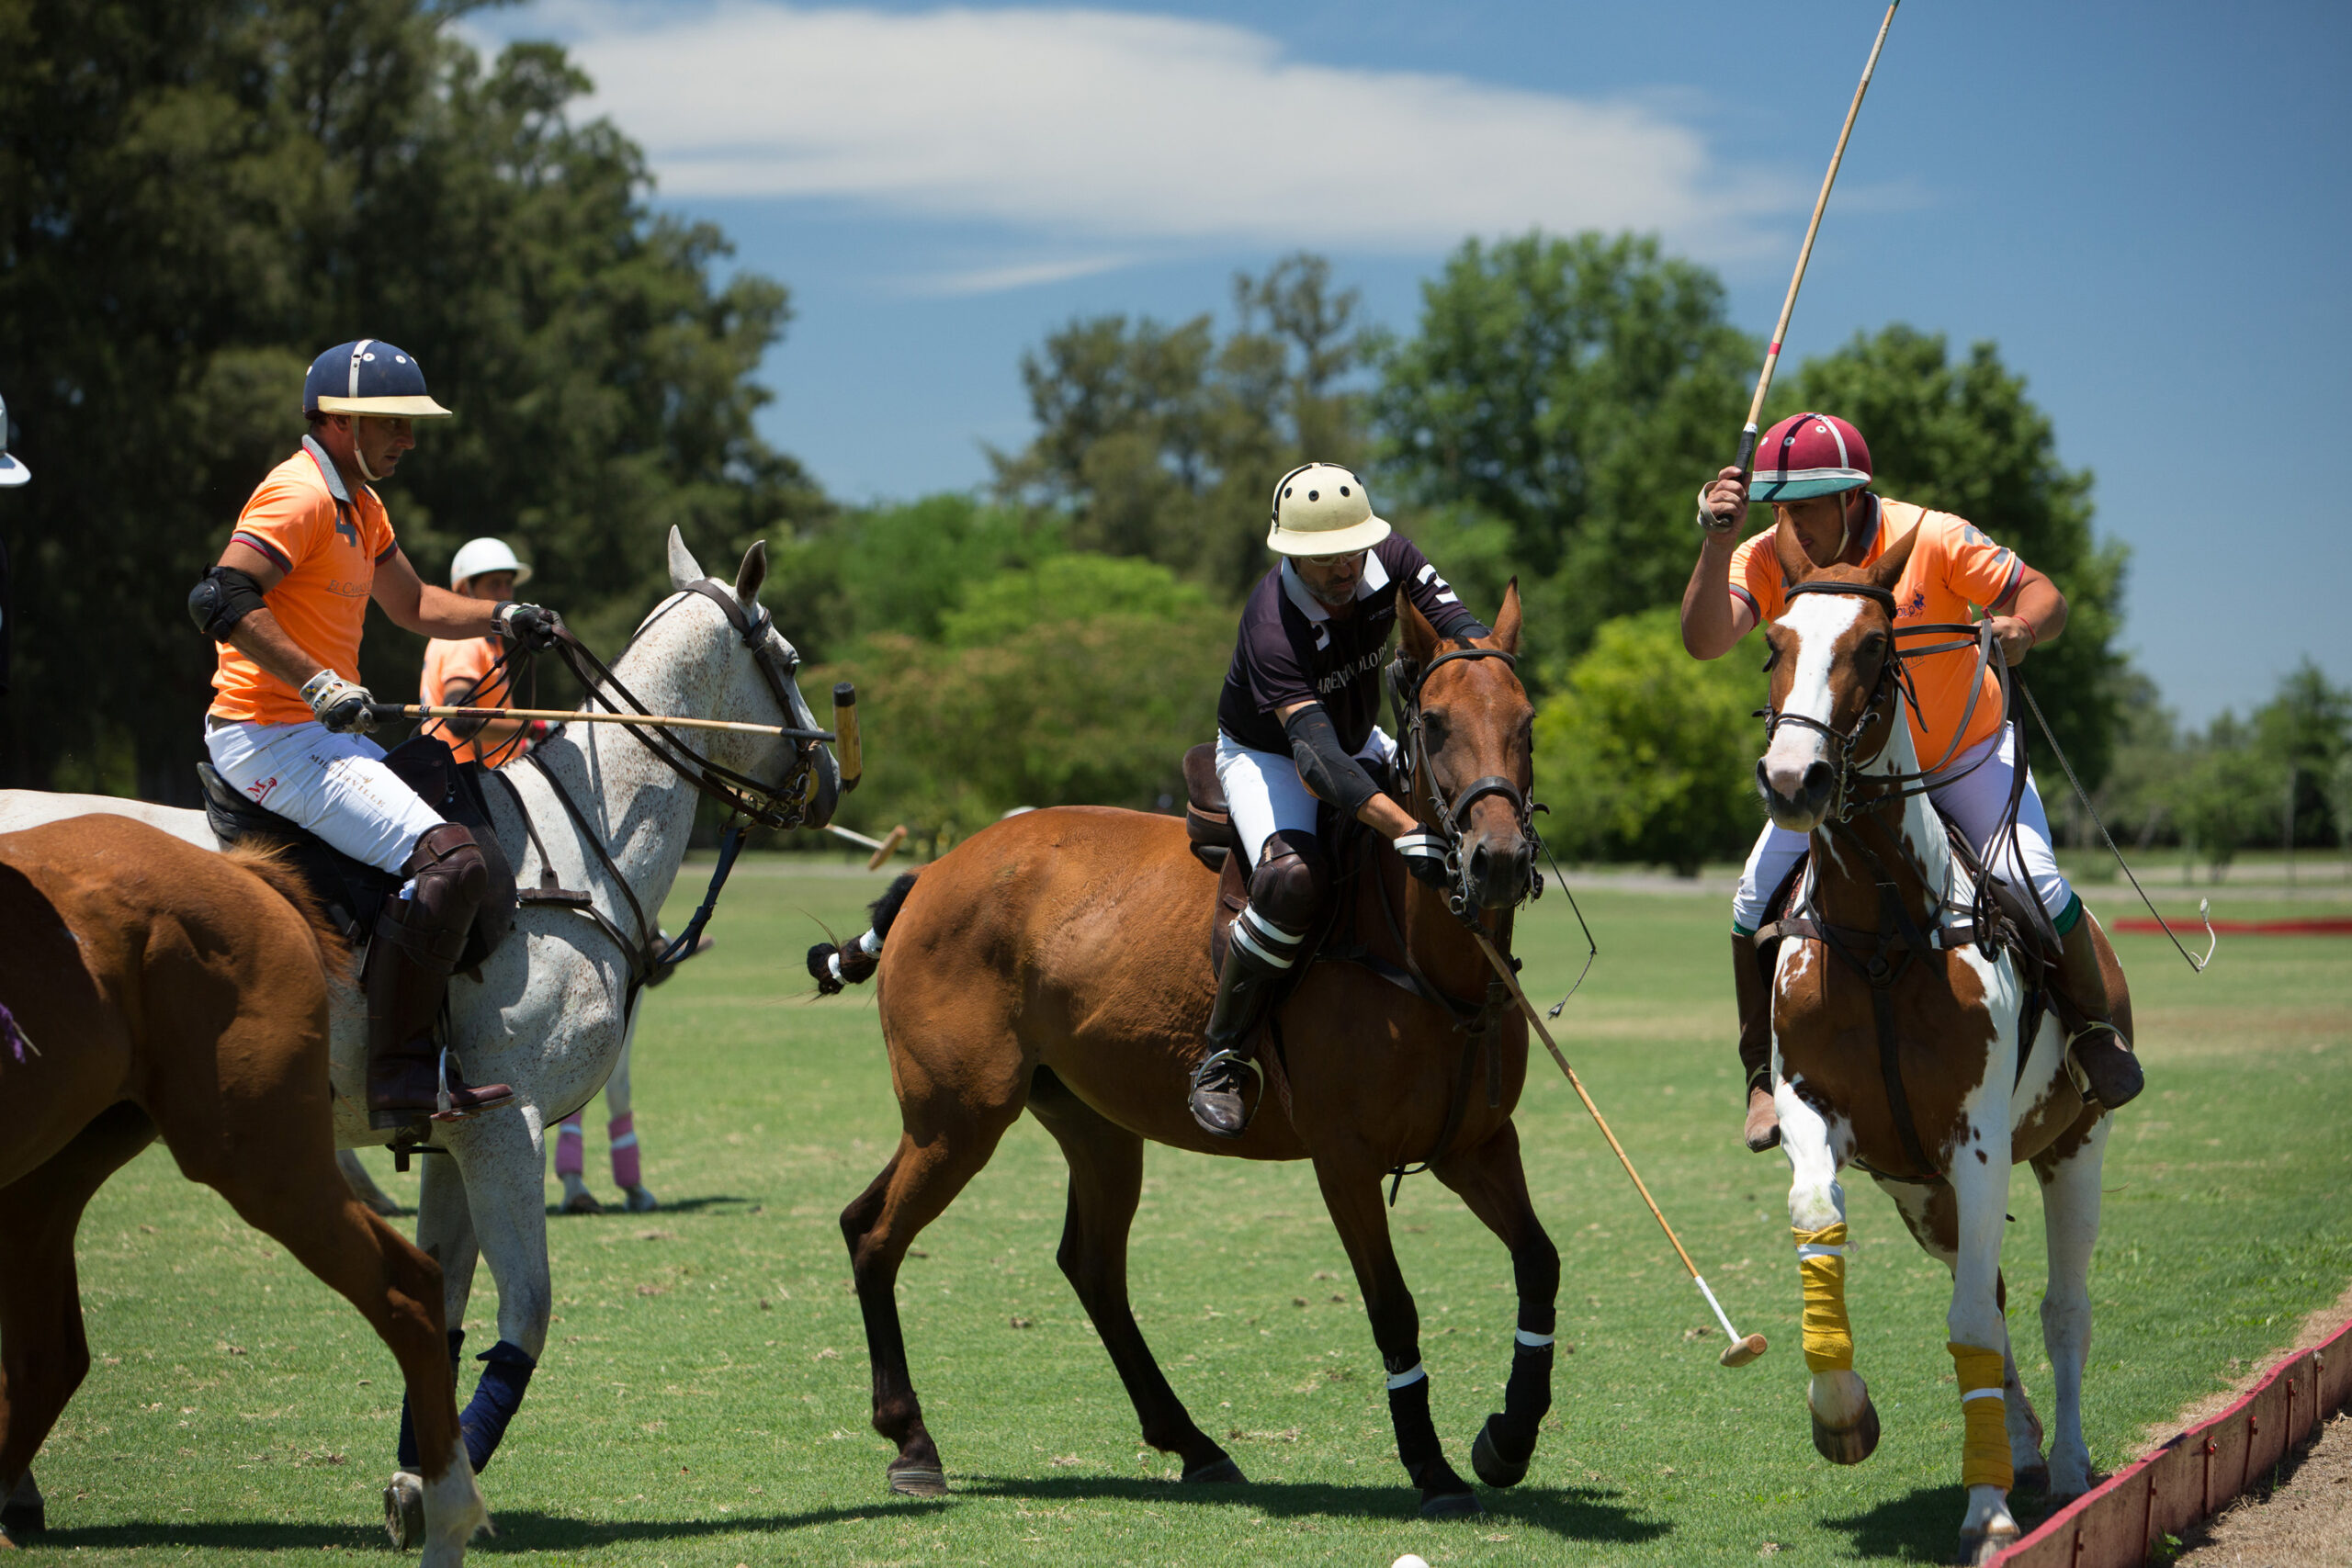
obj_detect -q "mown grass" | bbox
[29,856,2352,1564]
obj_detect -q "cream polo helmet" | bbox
[448,536,532,590]
[1265,463,1391,557]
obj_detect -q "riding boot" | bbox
[1189,907,1305,1139]
[2053,913,2143,1111]
[366,824,515,1130]
[1733,931,1780,1153]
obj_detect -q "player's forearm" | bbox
[393,585,502,641]
[2011,576,2067,648]
[1680,535,1741,659]
[226,608,328,694]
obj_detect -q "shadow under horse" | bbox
[0,817,486,1564]
[815,587,1560,1518]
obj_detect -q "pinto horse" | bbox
[1753,526,2125,1564]
[817,588,1559,1517]
[0,817,486,1563]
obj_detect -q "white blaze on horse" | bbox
[0,529,839,1547]
[1751,528,2126,1565]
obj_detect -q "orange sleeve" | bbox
[1932,513,2025,613]
[422,637,503,708]
[359,488,398,563]
[230,469,329,575]
[1728,532,1786,623]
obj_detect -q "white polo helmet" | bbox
[1266,463,1390,557]
[448,536,531,589]
[0,392,27,488]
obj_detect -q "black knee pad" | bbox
[402,823,488,928]
[1247,830,1329,935]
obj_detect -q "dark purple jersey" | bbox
[1216,534,1487,756]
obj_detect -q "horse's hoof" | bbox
[1955,1522,2020,1566]
[1811,1397,1882,1465]
[887,1463,948,1497]
[1419,1489,1484,1519]
[0,1500,43,1543]
[623,1186,659,1213]
[382,1472,424,1550]
[1471,1420,1530,1488]
[561,1190,602,1215]
[1182,1456,1247,1484]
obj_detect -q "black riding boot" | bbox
[1189,906,1305,1139]
[367,824,514,1130]
[1733,931,1780,1152]
[2055,914,2143,1111]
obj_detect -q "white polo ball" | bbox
[1393,1557,1431,1568]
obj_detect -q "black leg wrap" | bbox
[1386,1364,1476,1511]
[458,1340,538,1474]
[1474,1342,1555,1487]
[1512,1250,1559,1337]
[396,1327,466,1471]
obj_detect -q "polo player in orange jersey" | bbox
[1680,412,2142,1154]
[188,340,566,1130]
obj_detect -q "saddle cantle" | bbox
[197,735,518,970]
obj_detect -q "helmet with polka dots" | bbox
[1750,412,1871,502]
[1265,463,1390,557]
[301,339,452,421]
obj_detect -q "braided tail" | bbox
[807,872,920,994]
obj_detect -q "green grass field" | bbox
[28,857,2352,1565]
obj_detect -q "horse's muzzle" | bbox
[1462,829,1535,910]
[1758,757,1835,832]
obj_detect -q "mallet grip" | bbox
[1732,423,1759,487]
[831,682,863,790]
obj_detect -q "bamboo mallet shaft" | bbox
[385,703,831,740]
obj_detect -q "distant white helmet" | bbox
[0,391,27,488]
[448,536,531,589]
[1265,463,1388,557]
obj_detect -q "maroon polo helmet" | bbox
[1751,412,1871,502]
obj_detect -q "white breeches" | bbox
[205,719,446,874]
[1215,726,1395,868]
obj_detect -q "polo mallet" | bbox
[827,821,909,871]
[1471,931,1768,1368]
[378,702,831,741]
[1731,1,1901,481]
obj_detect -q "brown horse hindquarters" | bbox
[0,819,485,1558]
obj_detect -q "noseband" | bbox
[1388,645,1536,919]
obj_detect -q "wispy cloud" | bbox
[894,254,1137,297]
[514,0,1788,271]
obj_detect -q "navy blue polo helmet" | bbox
[302,339,452,420]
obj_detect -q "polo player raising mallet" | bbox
[1190,462,1494,1137]
[188,340,566,1129]
[1681,412,2143,1153]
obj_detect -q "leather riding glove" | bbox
[1395,830,1453,890]
[495,601,564,651]
[300,671,377,734]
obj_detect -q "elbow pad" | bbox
[187,566,268,643]
[1284,706,1383,820]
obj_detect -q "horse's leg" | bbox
[1947,1089,2021,1565]
[1777,1084,1878,1463]
[1025,1071,1238,1483]
[0,1102,155,1544]
[434,1108,549,1479]
[841,1093,1024,1496]
[2031,1112,2109,1503]
[1880,1175,2049,1490]
[337,1149,401,1216]
[603,1027,653,1213]
[389,1145,481,1544]
[1432,1122,1558,1490]
[1312,1155,1480,1517]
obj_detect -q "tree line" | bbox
[7,0,2260,877]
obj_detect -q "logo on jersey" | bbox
[1897,588,1928,620]
[1315,648,1385,696]
[334,508,360,548]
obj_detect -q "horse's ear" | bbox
[1398,588,1440,663]
[1771,517,1813,588]
[735,539,769,605]
[1866,521,1920,595]
[668,527,705,591]
[1487,577,1522,655]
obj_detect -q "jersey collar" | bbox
[1279,547,1392,623]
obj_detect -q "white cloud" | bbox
[517,1,1786,265]
[896,253,1136,297]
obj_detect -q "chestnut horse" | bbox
[0,817,484,1563]
[817,588,1557,1517]
[1753,527,2124,1564]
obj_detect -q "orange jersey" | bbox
[421,636,511,765]
[209,444,396,724]
[1729,498,2024,761]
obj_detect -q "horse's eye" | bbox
[1858,633,1889,663]
[1422,713,1448,748]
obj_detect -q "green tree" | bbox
[2249,659,2351,847]
[768,494,1061,661]
[990,253,1375,597]
[1372,231,1755,671]
[0,0,822,799]
[1787,327,2127,793]
[1532,608,1764,874]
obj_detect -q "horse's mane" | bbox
[220,842,355,987]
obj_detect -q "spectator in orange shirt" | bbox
[422,537,535,765]
[1681,412,2140,1155]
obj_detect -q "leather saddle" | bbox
[1180,742,1252,976]
[196,735,518,970]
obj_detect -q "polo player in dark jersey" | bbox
[1190,463,1491,1137]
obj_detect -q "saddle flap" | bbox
[1182,741,1235,873]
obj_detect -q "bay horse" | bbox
[0,817,486,1562]
[0,528,841,1543]
[816,587,1561,1517]
[1753,525,2124,1564]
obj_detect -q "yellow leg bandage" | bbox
[1794,1224,1853,1373]
[1949,1341,2013,1491]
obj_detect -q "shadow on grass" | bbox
[540,1194,756,1219]
[38,1501,951,1554]
[953,1472,1669,1543]
[1823,1483,1973,1561]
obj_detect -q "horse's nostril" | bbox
[1468,843,1490,882]
[1802,761,1835,800]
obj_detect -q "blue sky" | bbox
[471,1,2352,725]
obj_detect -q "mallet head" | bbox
[1719,1332,1769,1369]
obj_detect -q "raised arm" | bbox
[1681,465,1759,660]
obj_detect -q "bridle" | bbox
[1386,644,1537,921]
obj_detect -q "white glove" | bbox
[300,671,377,734]
[1395,829,1453,890]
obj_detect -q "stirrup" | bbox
[1188,1047,1263,1136]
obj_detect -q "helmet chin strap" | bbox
[352,419,383,483]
